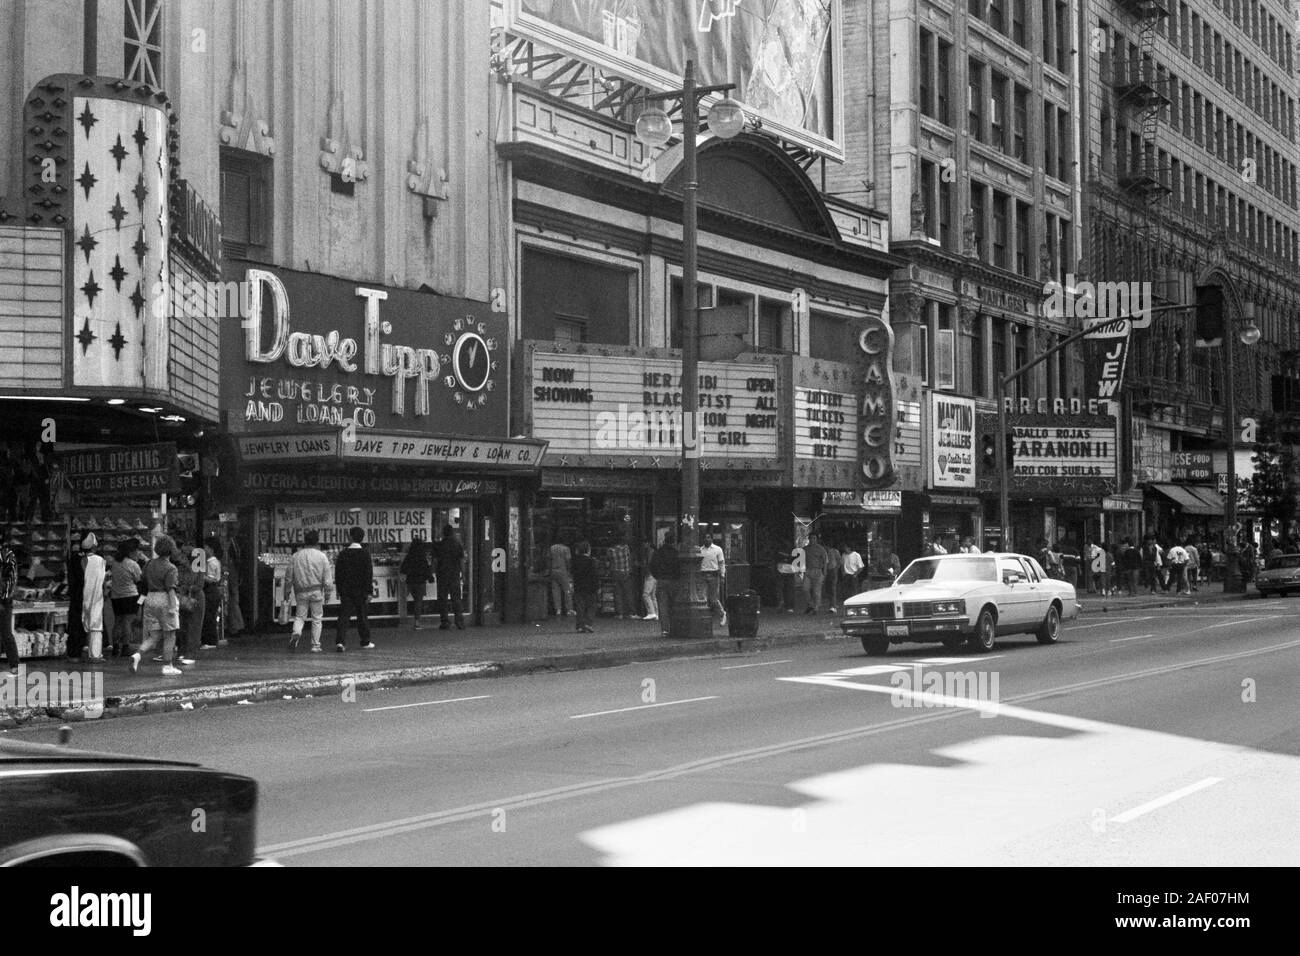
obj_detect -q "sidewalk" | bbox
[1,588,1255,725]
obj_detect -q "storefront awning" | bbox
[1150,483,1220,516]
[1182,485,1225,516]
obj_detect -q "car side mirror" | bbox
[1003,572,1023,585]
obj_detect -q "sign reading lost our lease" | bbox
[929,393,975,488]
[528,348,779,461]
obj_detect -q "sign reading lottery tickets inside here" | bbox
[930,393,976,488]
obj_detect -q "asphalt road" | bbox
[9,600,1299,866]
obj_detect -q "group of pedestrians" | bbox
[1081,535,1216,596]
[285,523,467,654]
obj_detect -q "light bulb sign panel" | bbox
[976,413,1118,496]
[507,0,842,158]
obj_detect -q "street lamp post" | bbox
[1221,301,1259,593]
[635,60,745,639]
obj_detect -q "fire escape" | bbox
[1109,0,1186,415]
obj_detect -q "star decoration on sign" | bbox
[132,228,148,267]
[76,316,96,353]
[108,255,127,292]
[77,163,97,200]
[129,281,146,319]
[132,118,148,155]
[132,173,148,211]
[109,135,127,172]
[77,103,98,137]
[108,194,127,230]
[81,271,101,308]
[76,224,98,263]
[108,322,127,360]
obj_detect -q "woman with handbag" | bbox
[173,538,204,665]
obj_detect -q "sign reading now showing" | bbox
[794,387,858,461]
[930,394,976,488]
[529,352,778,459]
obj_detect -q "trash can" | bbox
[726,591,761,639]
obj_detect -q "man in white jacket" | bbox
[80,533,106,661]
[289,530,332,652]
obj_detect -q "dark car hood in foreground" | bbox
[0,738,199,768]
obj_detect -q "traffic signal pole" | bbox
[996,305,1191,554]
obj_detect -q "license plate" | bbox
[885,624,909,638]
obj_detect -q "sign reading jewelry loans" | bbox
[929,393,976,489]
[858,316,895,488]
[225,265,505,437]
[527,348,778,462]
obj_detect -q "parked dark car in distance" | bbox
[0,738,270,866]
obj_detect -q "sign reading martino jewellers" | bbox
[224,265,506,438]
[858,316,895,488]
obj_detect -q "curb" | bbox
[2,626,850,727]
[1079,592,1252,615]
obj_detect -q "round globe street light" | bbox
[707,97,746,139]
[1239,320,1262,346]
[634,106,673,147]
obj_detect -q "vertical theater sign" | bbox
[858,315,895,488]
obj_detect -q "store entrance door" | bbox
[431,504,474,618]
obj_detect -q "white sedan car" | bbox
[840,553,1081,655]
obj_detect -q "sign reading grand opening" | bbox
[59,442,180,497]
[225,266,506,437]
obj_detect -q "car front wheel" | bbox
[861,636,890,656]
[1036,603,1061,644]
[968,608,996,653]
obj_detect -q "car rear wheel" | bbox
[1036,603,1061,644]
[861,636,890,656]
[968,608,996,653]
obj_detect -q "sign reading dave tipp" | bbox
[930,393,975,488]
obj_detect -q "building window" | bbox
[219,148,273,262]
[990,72,1008,153]
[757,298,794,353]
[1013,85,1029,162]
[124,0,163,87]
[1054,2,1068,71]
[988,0,1005,33]
[918,323,931,386]
[1015,200,1030,275]
[1058,109,1071,181]
[971,314,986,397]
[919,29,933,118]
[968,59,984,142]
[939,173,954,248]
[936,39,952,124]
[1012,0,1026,46]
[670,279,711,349]
[553,314,587,344]
[971,182,988,260]
[810,312,847,362]
[1043,102,1056,178]
[935,317,956,391]
[992,191,1009,269]
[524,248,638,345]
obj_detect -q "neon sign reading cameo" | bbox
[243,268,441,416]
[858,316,895,487]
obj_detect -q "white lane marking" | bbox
[570,696,719,720]
[1200,616,1281,630]
[363,695,491,713]
[720,659,794,670]
[810,656,1004,679]
[1069,616,1156,630]
[1111,777,1224,824]
[1109,633,1156,643]
[260,639,1300,860]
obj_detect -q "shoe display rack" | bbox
[70,512,157,553]
[5,519,70,659]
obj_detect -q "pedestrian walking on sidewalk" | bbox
[79,534,106,661]
[650,532,679,637]
[700,532,728,627]
[433,524,466,631]
[334,525,374,651]
[571,541,598,633]
[200,537,223,647]
[108,538,143,658]
[841,544,864,598]
[1166,541,1190,594]
[802,534,828,614]
[175,540,206,662]
[400,532,432,630]
[1186,540,1201,592]
[640,542,658,621]
[129,536,183,676]
[289,530,331,651]
[825,540,841,614]
[608,540,636,619]
[0,531,20,674]
[1141,535,1163,594]
[548,540,574,616]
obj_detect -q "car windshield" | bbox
[896,557,997,585]
[1266,554,1300,569]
